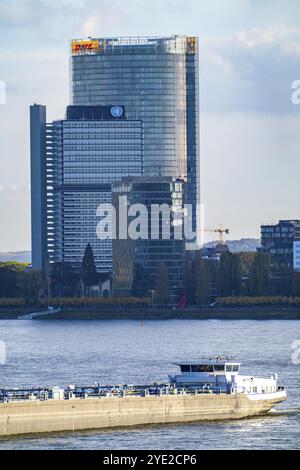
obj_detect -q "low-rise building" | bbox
[260,220,300,269]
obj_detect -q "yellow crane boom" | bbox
[204,225,229,244]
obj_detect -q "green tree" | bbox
[0,264,44,300]
[156,262,169,306]
[22,270,45,299]
[272,263,293,296]
[238,252,256,275]
[61,263,80,297]
[81,244,98,296]
[194,253,211,306]
[0,262,29,272]
[218,252,232,296]
[182,252,196,305]
[0,266,18,298]
[218,252,242,297]
[50,263,63,297]
[249,253,271,296]
[231,254,242,296]
[292,272,300,296]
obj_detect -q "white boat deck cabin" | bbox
[169,358,281,396]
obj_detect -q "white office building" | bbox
[31,104,143,273]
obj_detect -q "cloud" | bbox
[215,25,300,64]
[80,10,124,38]
[200,26,300,114]
[0,1,32,26]
[81,15,100,37]
[229,25,300,58]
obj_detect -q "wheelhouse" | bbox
[179,363,240,374]
[168,358,242,391]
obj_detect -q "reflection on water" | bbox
[0,319,299,450]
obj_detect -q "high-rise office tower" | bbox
[30,104,143,273]
[71,36,200,232]
[30,104,47,273]
[112,176,185,298]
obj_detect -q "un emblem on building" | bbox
[111,106,123,118]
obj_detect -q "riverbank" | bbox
[1,307,300,320]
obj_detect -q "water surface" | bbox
[0,319,299,450]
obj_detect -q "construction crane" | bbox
[204,225,229,245]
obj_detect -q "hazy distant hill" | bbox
[204,239,261,253]
[0,240,260,264]
[0,251,31,264]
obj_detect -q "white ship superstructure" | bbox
[169,357,286,401]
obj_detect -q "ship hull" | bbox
[0,391,286,437]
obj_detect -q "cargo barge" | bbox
[0,357,286,437]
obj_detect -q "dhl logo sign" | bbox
[72,40,100,55]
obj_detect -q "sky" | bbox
[0,0,300,251]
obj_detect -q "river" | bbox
[0,319,299,449]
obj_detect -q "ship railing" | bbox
[0,385,229,403]
[0,392,70,403]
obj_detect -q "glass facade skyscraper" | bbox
[112,177,185,299]
[71,36,199,229]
